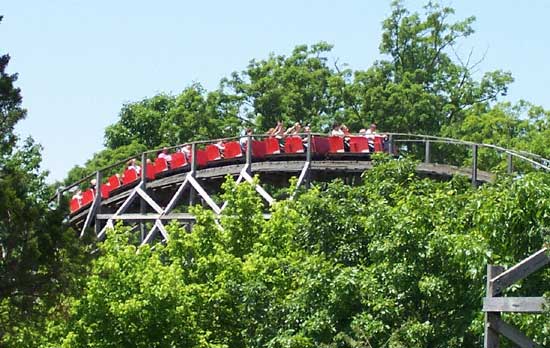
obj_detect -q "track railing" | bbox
[53,132,550,210]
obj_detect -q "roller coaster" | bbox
[55,133,550,244]
[52,132,550,347]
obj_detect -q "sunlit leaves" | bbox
[35,157,550,347]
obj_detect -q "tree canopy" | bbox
[0,16,86,344]
[20,158,550,348]
[93,0,515,153]
[66,0,550,183]
[0,33,26,157]
[3,1,550,347]
[65,1,550,185]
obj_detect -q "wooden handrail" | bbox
[52,132,550,203]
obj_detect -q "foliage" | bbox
[0,28,87,344]
[443,101,550,172]
[28,158,550,347]
[345,1,513,134]
[104,84,242,150]
[222,42,349,132]
[37,227,204,348]
[64,141,147,185]
[5,1,550,347]
[0,39,26,157]
[69,0,528,182]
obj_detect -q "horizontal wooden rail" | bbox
[96,212,272,221]
[483,297,546,313]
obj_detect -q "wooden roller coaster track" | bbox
[53,132,550,347]
[54,132,550,241]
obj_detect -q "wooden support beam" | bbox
[97,213,197,221]
[304,133,312,187]
[483,297,546,313]
[425,139,431,164]
[291,161,310,200]
[188,175,221,214]
[484,264,504,348]
[472,144,478,187]
[245,135,252,175]
[136,187,164,214]
[81,171,102,238]
[483,248,550,347]
[189,143,197,206]
[163,175,190,214]
[141,222,158,245]
[97,188,139,239]
[155,220,169,240]
[241,169,274,205]
[140,152,147,242]
[489,317,543,348]
[491,247,549,295]
[141,220,170,245]
[97,212,271,221]
[388,134,394,155]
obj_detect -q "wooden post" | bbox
[82,170,103,238]
[245,135,252,176]
[56,187,62,207]
[140,152,147,242]
[425,139,431,164]
[94,170,102,236]
[141,152,147,184]
[507,153,513,174]
[305,133,312,187]
[482,248,548,348]
[189,143,197,206]
[484,264,504,348]
[306,133,312,162]
[472,144,478,187]
[388,134,394,155]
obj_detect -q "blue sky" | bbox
[1,1,549,181]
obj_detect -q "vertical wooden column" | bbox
[507,153,513,174]
[56,187,62,207]
[139,152,147,242]
[245,135,252,176]
[189,143,197,206]
[472,144,478,187]
[425,139,431,164]
[94,170,102,236]
[305,133,312,187]
[484,264,504,348]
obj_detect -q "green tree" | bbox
[0,27,26,157]
[441,101,550,172]
[39,228,204,348]
[222,42,348,132]
[34,160,550,347]
[0,19,86,344]
[104,84,242,150]
[64,140,147,185]
[71,1,527,183]
[347,1,513,134]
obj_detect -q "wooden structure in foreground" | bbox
[483,247,549,348]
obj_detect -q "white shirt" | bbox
[128,164,141,175]
[158,152,172,162]
[331,129,345,137]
